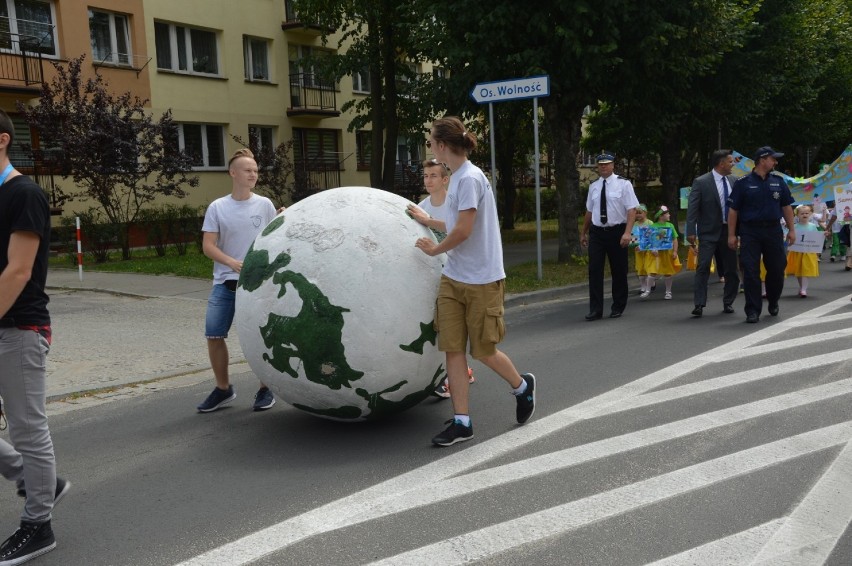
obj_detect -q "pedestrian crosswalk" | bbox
[177,296,852,566]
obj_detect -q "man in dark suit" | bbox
[685,149,740,317]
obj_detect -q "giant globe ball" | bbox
[236,186,447,421]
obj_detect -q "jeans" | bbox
[205,283,236,339]
[0,327,56,523]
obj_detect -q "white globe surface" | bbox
[235,186,446,420]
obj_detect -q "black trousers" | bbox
[739,223,787,316]
[694,232,740,308]
[588,224,628,315]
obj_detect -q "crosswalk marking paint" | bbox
[175,295,852,566]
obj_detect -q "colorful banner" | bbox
[731,144,852,205]
[833,183,852,224]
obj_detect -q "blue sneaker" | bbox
[252,387,276,411]
[431,419,473,446]
[515,373,536,424]
[197,386,236,413]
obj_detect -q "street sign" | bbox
[470,75,550,104]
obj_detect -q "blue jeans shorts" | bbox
[205,283,236,339]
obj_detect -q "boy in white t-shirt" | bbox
[415,117,536,447]
[196,149,280,413]
[407,159,475,399]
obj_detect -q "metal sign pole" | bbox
[489,102,497,194]
[533,97,542,280]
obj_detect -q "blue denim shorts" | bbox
[205,283,236,339]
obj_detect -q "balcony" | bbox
[292,159,425,203]
[292,157,341,201]
[281,3,335,35]
[0,33,45,92]
[288,73,340,117]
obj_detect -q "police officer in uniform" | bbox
[727,146,795,323]
[580,151,639,320]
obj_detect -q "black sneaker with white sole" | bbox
[515,373,536,424]
[431,419,473,446]
[0,520,56,566]
[252,387,276,411]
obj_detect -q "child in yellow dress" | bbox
[644,205,680,300]
[785,204,823,297]
[631,204,653,295]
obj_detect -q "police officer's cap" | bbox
[596,151,615,164]
[753,146,784,161]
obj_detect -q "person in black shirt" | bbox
[0,108,69,565]
[727,146,795,323]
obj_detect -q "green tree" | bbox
[18,55,198,259]
[430,0,625,261]
[290,0,436,191]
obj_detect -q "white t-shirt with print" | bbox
[443,160,505,284]
[202,193,277,285]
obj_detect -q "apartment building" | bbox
[0,0,150,212]
[144,0,427,209]
[0,0,430,218]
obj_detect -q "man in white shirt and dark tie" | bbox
[580,151,639,320]
[685,149,740,317]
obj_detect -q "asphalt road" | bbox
[2,266,852,565]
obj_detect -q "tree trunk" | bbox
[541,97,584,263]
[367,12,383,189]
[379,9,398,191]
[494,114,519,230]
[659,134,684,213]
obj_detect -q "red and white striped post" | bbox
[75,216,83,282]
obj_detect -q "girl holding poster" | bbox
[631,204,654,296]
[644,205,680,300]
[785,204,823,297]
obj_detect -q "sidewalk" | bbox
[42,239,580,401]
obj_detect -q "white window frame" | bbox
[177,123,226,170]
[243,36,271,82]
[0,0,59,58]
[89,9,131,66]
[249,125,275,154]
[155,21,220,77]
[352,67,370,94]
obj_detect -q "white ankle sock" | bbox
[454,414,471,426]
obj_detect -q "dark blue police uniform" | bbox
[728,170,794,318]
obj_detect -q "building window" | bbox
[356,130,371,170]
[288,44,335,89]
[244,36,270,82]
[293,128,339,167]
[89,9,130,66]
[0,0,58,57]
[248,125,274,154]
[178,123,225,169]
[155,21,219,76]
[353,67,370,94]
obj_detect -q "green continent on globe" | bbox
[261,215,285,237]
[399,321,437,354]
[239,246,291,291]
[354,365,445,419]
[241,249,365,390]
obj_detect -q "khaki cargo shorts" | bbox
[434,275,506,359]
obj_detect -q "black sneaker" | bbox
[515,373,536,424]
[431,379,451,399]
[252,387,276,411]
[431,419,473,446]
[17,477,71,506]
[197,386,236,413]
[0,520,56,565]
